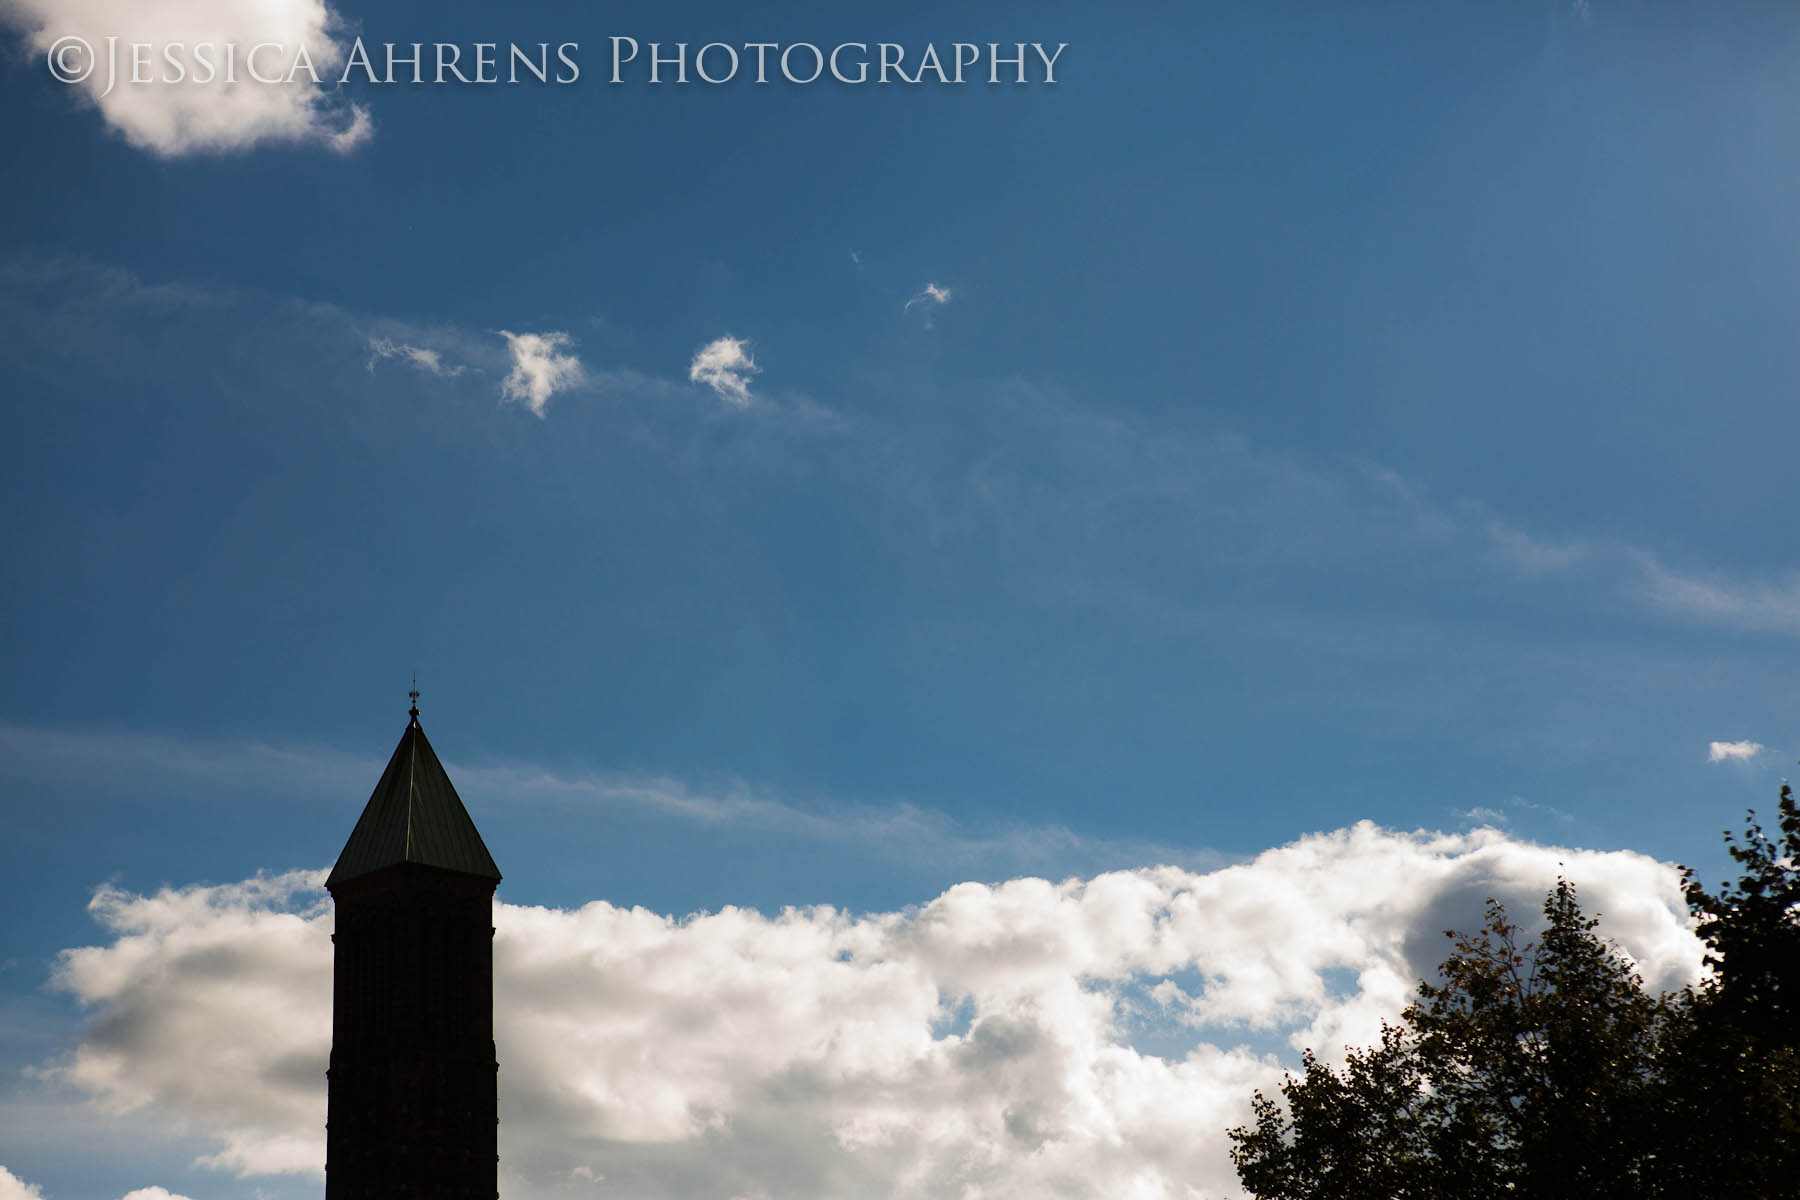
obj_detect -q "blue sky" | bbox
[2,2,1799,1197]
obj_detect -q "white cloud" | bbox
[33,870,332,1177]
[1708,739,1765,763]
[0,1166,44,1200]
[498,330,585,417]
[2,0,371,157]
[365,337,465,378]
[688,336,759,408]
[905,283,952,311]
[34,824,1701,1200]
[904,283,953,327]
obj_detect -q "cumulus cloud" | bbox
[32,870,332,1176]
[34,824,1701,1199]
[688,336,759,407]
[1708,739,1766,763]
[498,330,585,417]
[0,1166,44,1200]
[365,337,465,378]
[2,0,371,157]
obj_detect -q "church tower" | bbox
[325,693,502,1199]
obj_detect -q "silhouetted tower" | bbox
[325,693,501,1199]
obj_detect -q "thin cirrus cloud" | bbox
[1635,552,1800,637]
[1707,739,1765,763]
[1484,519,1587,574]
[497,330,586,418]
[29,826,1701,1199]
[0,718,1203,883]
[364,337,466,378]
[2,0,370,157]
[688,335,759,407]
[22,255,1800,645]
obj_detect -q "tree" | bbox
[1229,1024,1430,1200]
[1682,783,1800,1040]
[1653,785,1800,1199]
[1229,880,1663,1200]
[1231,788,1800,1199]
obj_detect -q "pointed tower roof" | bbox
[327,697,501,889]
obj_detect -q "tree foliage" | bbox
[1683,783,1800,1037]
[1230,784,1800,1198]
[1653,784,1800,1199]
[1229,880,1660,1200]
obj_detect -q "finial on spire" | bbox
[408,675,420,723]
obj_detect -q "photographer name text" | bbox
[47,37,1069,94]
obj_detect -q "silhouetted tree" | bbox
[1683,783,1800,1038]
[1229,1024,1430,1200]
[1652,785,1800,1198]
[1231,788,1800,1198]
[1229,880,1662,1200]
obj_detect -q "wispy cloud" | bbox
[1356,460,1800,641]
[905,283,952,310]
[497,330,585,417]
[1,0,371,157]
[1636,554,1800,637]
[688,336,759,407]
[0,720,1205,881]
[1708,739,1766,763]
[0,721,372,795]
[1510,795,1575,823]
[4,257,728,430]
[1458,794,1572,829]
[904,282,953,326]
[21,254,1800,664]
[1485,520,1587,574]
[0,256,506,408]
[365,337,466,378]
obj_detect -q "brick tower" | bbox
[325,692,501,1199]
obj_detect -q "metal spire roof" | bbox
[326,699,502,888]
